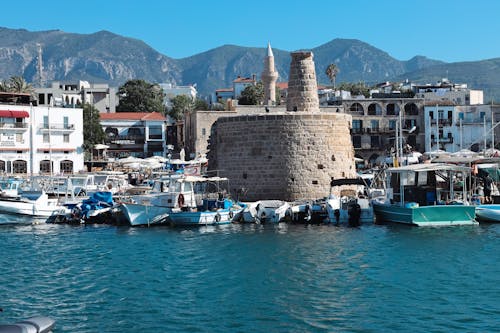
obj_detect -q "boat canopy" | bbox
[387,163,471,173]
[330,178,368,187]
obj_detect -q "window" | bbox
[447,111,453,120]
[389,120,396,130]
[63,134,69,143]
[202,128,206,136]
[63,116,69,129]
[459,112,464,120]
[429,111,434,119]
[480,112,485,119]
[353,136,361,148]
[43,116,49,129]
[148,125,162,140]
[371,120,379,131]
[43,133,49,143]
[40,160,52,174]
[370,136,380,148]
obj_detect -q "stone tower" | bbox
[261,42,278,105]
[286,51,320,112]
[210,50,356,201]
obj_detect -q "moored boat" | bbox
[372,163,477,226]
[0,315,55,333]
[326,178,375,226]
[475,204,500,222]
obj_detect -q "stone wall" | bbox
[213,112,356,201]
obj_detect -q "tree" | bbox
[8,76,34,94]
[116,79,165,113]
[82,103,106,159]
[194,98,209,111]
[169,95,195,121]
[325,64,340,89]
[337,81,371,98]
[238,81,264,105]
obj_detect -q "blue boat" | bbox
[372,163,477,226]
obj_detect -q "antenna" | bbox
[37,43,43,87]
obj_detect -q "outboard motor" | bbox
[347,202,361,227]
[0,316,55,333]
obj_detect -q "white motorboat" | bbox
[239,200,291,224]
[0,315,55,333]
[325,178,375,226]
[0,179,63,217]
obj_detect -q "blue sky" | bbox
[2,0,499,63]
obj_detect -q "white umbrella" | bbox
[94,144,110,150]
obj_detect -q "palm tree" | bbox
[0,79,9,92]
[8,76,34,94]
[325,64,340,89]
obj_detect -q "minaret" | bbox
[261,42,278,105]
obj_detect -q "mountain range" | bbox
[0,27,499,102]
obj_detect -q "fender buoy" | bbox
[215,213,221,223]
[229,211,234,219]
[177,193,185,207]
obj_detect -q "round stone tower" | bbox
[261,42,278,105]
[210,51,356,201]
[286,51,320,112]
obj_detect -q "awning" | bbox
[0,110,29,118]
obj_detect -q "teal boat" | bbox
[372,163,477,226]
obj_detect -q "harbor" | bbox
[1,218,499,332]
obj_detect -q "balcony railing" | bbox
[106,135,145,144]
[39,123,75,131]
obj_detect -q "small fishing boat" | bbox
[167,176,244,227]
[239,200,291,224]
[372,163,477,226]
[0,315,55,333]
[475,204,500,222]
[47,191,118,224]
[0,179,63,217]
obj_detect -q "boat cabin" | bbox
[385,163,471,207]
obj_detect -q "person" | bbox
[483,175,493,204]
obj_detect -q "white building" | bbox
[413,78,483,105]
[160,83,197,109]
[0,92,84,175]
[36,81,117,113]
[424,103,497,153]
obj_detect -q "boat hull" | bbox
[373,202,477,226]
[0,197,61,217]
[475,204,500,222]
[118,203,170,226]
[168,209,233,226]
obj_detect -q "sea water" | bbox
[0,218,499,332]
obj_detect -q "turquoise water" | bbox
[0,217,499,332]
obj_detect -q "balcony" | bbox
[106,134,145,145]
[431,136,454,144]
[39,123,75,133]
[430,119,452,126]
[0,122,28,132]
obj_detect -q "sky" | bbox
[1,0,499,63]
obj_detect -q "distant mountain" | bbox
[0,27,498,101]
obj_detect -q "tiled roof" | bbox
[276,82,288,89]
[216,88,234,92]
[99,112,166,121]
[233,77,255,83]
